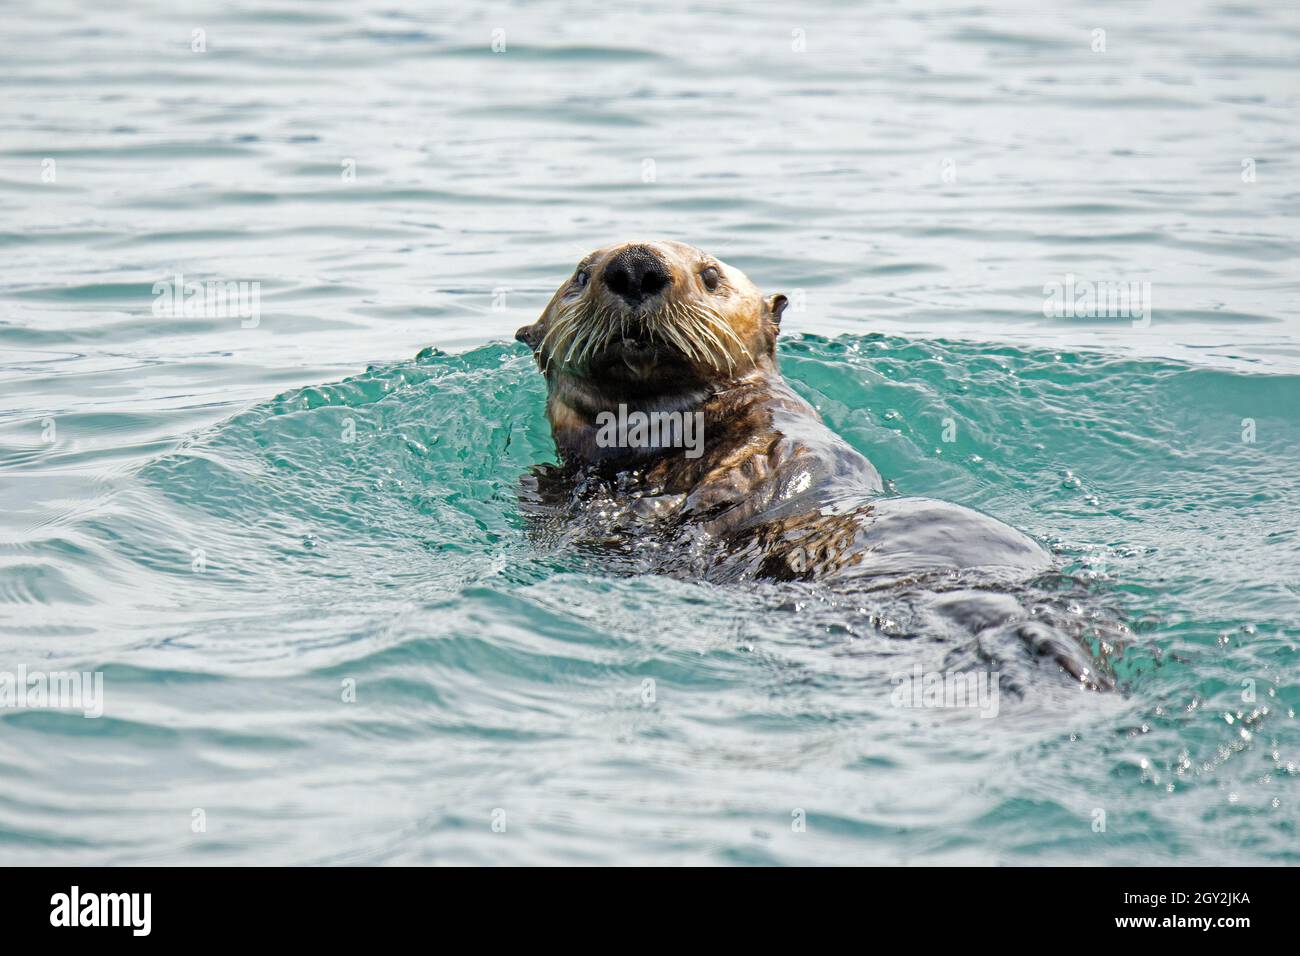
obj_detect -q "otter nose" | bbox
[602,245,670,305]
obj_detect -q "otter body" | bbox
[526,371,1049,588]
[517,240,1106,688]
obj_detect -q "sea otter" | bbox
[515,240,1112,689]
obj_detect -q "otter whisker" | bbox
[561,303,601,367]
[693,303,747,355]
[572,306,620,370]
[662,301,733,372]
[704,309,747,352]
[682,308,733,371]
[698,309,749,372]
[655,309,704,365]
[675,311,714,367]
[539,298,593,373]
[542,316,577,372]
[674,304,713,366]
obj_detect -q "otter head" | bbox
[517,240,787,389]
[516,241,788,464]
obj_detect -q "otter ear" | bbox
[515,321,543,350]
[765,293,789,330]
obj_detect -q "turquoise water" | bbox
[2,1,1299,864]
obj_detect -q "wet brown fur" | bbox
[515,240,1114,689]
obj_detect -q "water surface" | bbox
[1,0,1298,864]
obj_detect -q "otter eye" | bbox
[574,269,590,289]
[700,266,721,291]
